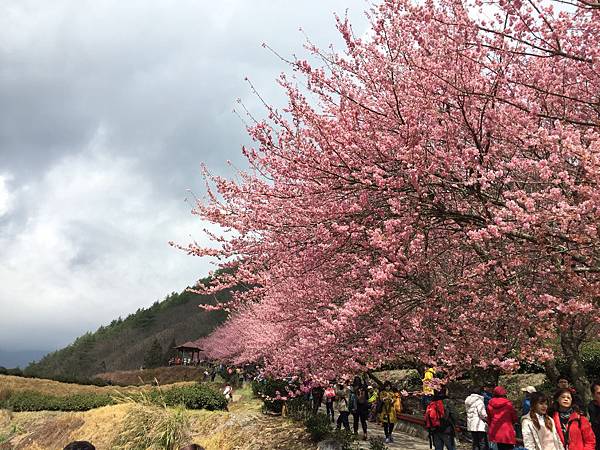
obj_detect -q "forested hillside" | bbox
[24,281,228,380]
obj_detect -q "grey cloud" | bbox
[0,0,367,353]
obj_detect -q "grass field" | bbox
[0,380,313,450]
[0,375,146,398]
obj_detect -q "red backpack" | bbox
[424,399,445,429]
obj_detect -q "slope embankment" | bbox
[0,378,313,450]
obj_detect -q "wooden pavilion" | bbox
[173,340,205,365]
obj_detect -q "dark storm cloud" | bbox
[0,0,367,355]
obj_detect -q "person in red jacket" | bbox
[487,386,518,450]
[552,388,596,450]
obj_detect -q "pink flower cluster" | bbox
[181,0,600,379]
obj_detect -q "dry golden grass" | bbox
[0,404,132,449]
[0,374,199,398]
[0,383,314,450]
[0,375,142,397]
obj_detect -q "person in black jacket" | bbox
[589,381,600,450]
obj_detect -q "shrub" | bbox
[581,342,600,378]
[304,413,332,442]
[287,396,312,421]
[58,393,114,411]
[161,383,227,411]
[329,429,356,450]
[0,383,226,412]
[251,377,300,414]
[5,368,23,377]
[369,436,388,450]
[2,390,113,412]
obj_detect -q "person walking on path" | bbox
[521,392,564,450]
[223,384,233,402]
[425,387,456,450]
[487,386,518,450]
[588,382,600,450]
[552,388,596,450]
[324,383,336,423]
[378,381,402,444]
[350,376,370,440]
[312,386,324,415]
[422,367,436,408]
[368,385,379,422]
[465,388,489,450]
[335,383,351,432]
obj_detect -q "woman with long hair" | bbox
[521,392,563,450]
[551,388,596,450]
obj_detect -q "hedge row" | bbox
[0,383,227,412]
[2,391,113,412]
[144,384,228,411]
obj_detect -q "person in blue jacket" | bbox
[521,385,537,415]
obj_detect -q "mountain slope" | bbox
[25,282,228,380]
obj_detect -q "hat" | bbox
[492,386,507,397]
[521,386,537,394]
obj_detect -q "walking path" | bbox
[318,406,433,449]
[353,424,431,449]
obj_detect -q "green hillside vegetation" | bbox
[24,278,229,381]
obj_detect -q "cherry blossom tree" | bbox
[180,0,600,403]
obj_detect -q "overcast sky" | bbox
[0,0,368,355]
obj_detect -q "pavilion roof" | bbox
[174,340,203,351]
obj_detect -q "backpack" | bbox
[424,399,445,429]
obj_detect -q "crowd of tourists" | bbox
[433,377,599,450]
[308,375,600,450]
[310,376,403,444]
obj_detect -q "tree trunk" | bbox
[543,359,561,386]
[561,331,592,406]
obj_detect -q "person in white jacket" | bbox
[465,389,489,450]
[521,392,564,450]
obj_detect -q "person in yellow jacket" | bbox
[368,386,379,422]
[378,381,402,444]
[422,367,436,408]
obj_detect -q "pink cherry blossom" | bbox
[180,0,600,383]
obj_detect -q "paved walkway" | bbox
[353,424,431,449]
[319,408,432,449]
